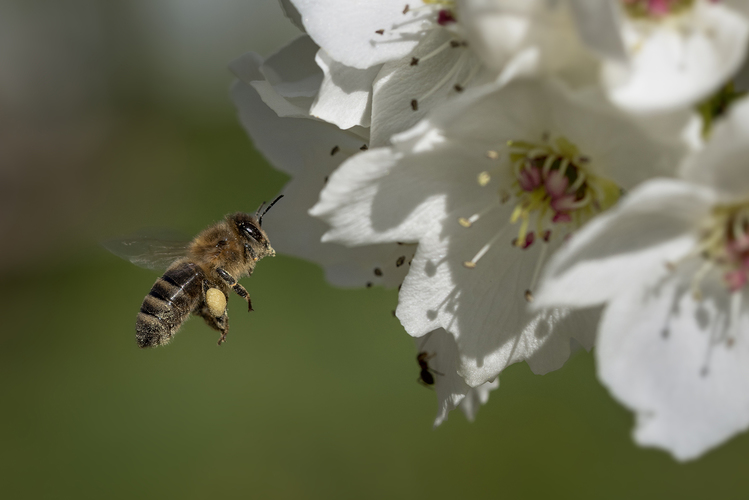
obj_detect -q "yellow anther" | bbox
[478,171,491,186]
[463,261,477,269]
[458,217,472,227]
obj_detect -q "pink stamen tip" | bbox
[544,170,569,198]
[522,231,535,249]
[552,212,572,224]
[725,270,747,292]
[648,0,670,15]
[551,194,578,213]
[519,166,542,192]
[437,9,456,25]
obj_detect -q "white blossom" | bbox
[311,77,687,387]
[534,96,749,460]
[459,0,749,113]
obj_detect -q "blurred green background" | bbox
[2,1,749,499]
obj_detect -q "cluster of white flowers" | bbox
[231,0,749,460]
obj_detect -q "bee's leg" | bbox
[195,303,230,345]
[216,267,253,312]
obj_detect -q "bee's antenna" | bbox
[258,195,284,226]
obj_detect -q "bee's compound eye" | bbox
[206,288,226,317]
[242,224,262,242]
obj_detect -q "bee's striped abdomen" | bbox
[136,261,204,348]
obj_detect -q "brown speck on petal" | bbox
[374,267,383,276]
[366,282,373,288]
[410,57,419,66]
[375,29,385,35]
[330,145,340,156]
[524,290,534,302]
[360,144,369,150]
[454,84,463,92]
[396,256,405,267]
[411,99,418,111]
[450,40,460,48]
[403,4,409,14]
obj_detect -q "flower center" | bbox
[459,134,621,301]
[477,135,620,249]
[621,0,695,19]
[687,202,749,296]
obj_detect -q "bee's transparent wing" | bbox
[102,228,191,271]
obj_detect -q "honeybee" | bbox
[104,197,282,348]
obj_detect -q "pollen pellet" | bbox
[458,217,472,228]
[206,288,227,317]
[463,261,476,269]
[478,171,491,186]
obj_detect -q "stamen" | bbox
[526,240,550,300]
[691,260,714,301]
[418,51,466,103]
[463,230,503,268]
[454,61,481,92]
[478,171,491,186]
[416,40,453,64]
[728,290,742,347]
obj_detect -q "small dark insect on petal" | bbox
[411,99,418,111]
[396,256,405,267]
[360,144,369,151]
[375,29,385,35]
[410,57,419,66]
[374,267,383,276]
[330,145,340,156]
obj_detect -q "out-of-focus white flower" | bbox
[415,329,498,427]
[604,0,749,112]
[534,97,749,460]
[231,45,414,288]
[311,77,687,386]
[458,0,619,81]
[459,0,749,113]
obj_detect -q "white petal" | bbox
[568,0,627,62]
[603,1,749,112]
[370,28,490,147]
[598,269,749,460]
[310,142,486,246]
[291,0,429,69]
[535,179,714,309]
[457,0,597,79]
[231,35,322,119]
[310,50,380,129]
[397,207,598,386]
[681,95,749,200]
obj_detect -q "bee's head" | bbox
[228,196,282,261]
